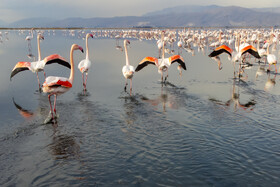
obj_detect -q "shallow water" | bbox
[1,29,280,186]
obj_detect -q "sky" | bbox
[1,0,280,23]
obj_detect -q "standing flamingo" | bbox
[78,33,93,91]
[42,44,84,121]
[11,34,71,91]
[25,28,34,41]
[266,38,277,73]
[122,40,135,94]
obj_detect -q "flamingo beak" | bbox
[90,34,93,38]
[79,46,84,53]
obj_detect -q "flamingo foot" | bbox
[83,83,87,91]
[124,83,128,92]
[164,75,168,83]
[267,69,271,73]
[44,111,56,124]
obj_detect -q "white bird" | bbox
[136,32,186,82]
[122,39,135,94]
[78,33,93,91]
[25,28,34,41]
[11,34,71,91]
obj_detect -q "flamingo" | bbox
[135,38,186,82]
[42,44,84,121]
[25,28,34,41]
[78,33,93,91]
[257,34,267,62]
[10,34,71,90]
[122,39,135,94]
[266,39,277,73]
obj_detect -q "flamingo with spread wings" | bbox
[10,34,71,90]
[135,31,186,82]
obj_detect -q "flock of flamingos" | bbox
[8,27,279,123]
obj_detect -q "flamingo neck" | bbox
[86,35,89,59]
[37,36,41,61]
[69,45,75,83]
[161,32,165,59]
[257,35,260,51]
[237,35,240,52]
[124,41,129,66]
[162,40,165,59]
[267,42,270,55]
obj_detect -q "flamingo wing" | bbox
[241,46,261,59]
[135,57,158,72]
[44,54,71,69]
[169,55,186,70]
[208,45,232,57]
[43,76,72,88]
[10,62,31,80]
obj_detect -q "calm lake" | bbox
[0,28,280,186]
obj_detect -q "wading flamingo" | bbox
[11,34,71,90]
[42,44,84,121]
[135,31,186,82]
[266,38,277,73]
[122,39,135,94]
[78,33,93,91]
[25,28,34,41]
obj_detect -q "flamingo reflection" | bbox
[264,73,276,92]
[141,84,184,112]
[210,78,256,111]
[12,98,34,119]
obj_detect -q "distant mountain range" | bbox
[3,5,280,28]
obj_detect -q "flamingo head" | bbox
[72,44,84,53]
[39,34,44,40]
[87,33,93,38]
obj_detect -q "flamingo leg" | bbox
[130,79,132,95]
[275,64,277,73]
[36,72,41,90]
[84,72,88,90]
[53,94,57,116]
[124,79,128,92]
[82,72,85,89]
[43,70,46,80]
[48,94,54,119]
[164,69,169,82]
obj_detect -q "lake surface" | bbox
[0,28,280,186]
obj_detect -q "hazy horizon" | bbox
[1,0,280,23]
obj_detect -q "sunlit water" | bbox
[0,29,280,186]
